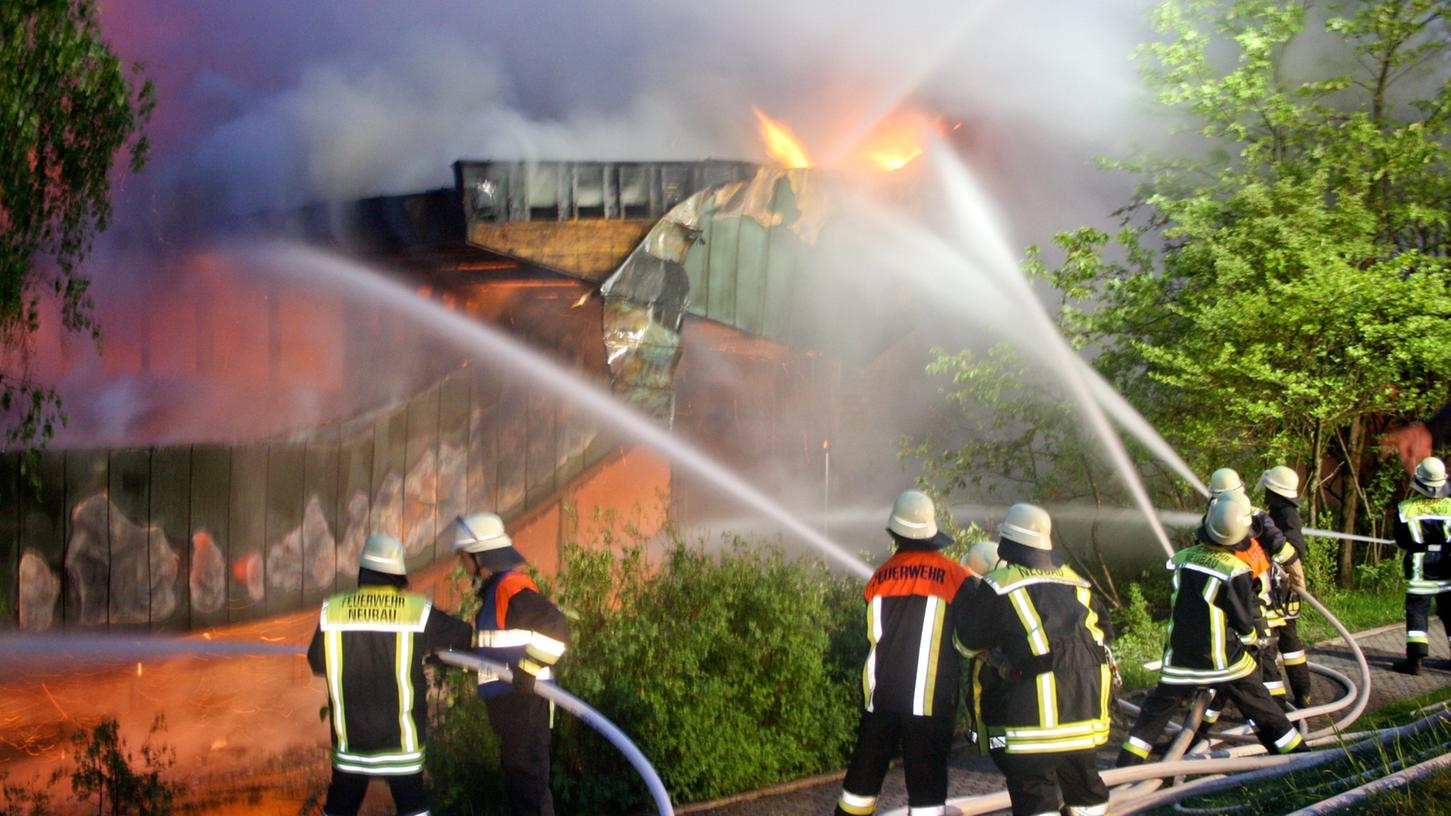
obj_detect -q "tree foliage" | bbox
[1014,0,1451,584]
[1,0,153,471]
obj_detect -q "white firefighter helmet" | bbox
[998,503,1053,552]
[1257,465,1300,500]
[963,539,1001,576]
[1208,468,1246,497]
[359,534,408,576]
[1202,494,1252,546]
[453,513,525,571]
[1414,457,1448,498]
[887,490,938,540]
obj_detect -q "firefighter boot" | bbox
[1393,655,1422,676]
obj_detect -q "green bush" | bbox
[1111,582,1165,691]
[547,532,865,812]
[65,716,182,816]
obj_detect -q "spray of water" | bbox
[0,632,305,664]
[256,243,874,579]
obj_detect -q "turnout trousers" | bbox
[1275,619,1313,702]
[323,769,429,816]
[1118,676,1302,765]
[1404,551,1451,659]
[989,749,1108,816]
[834,708,955,815]
[486,692,555,816]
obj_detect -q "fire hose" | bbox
[435,650,675,816]
[883,589,1378,816]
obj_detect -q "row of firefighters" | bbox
[836,453,1451,816]
[302,456,1451,816]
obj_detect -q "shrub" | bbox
[1111,582,1165,691]
[64,716,182,816]
[547,532,865,812]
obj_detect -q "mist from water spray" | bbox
[257,243,874,579]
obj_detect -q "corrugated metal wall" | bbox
[0,366,610,632]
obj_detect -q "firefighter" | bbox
[956,503,1113,816]
[307,534,473,816]
[1117,499,1304,766]
[833,490,973,816]
[1203,469,1297,707]
[453,513,571,816]
[1391,457,1451,675]
[1258,465,1313,706]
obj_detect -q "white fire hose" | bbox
[435,650,675,816]
[883,589,1378,816]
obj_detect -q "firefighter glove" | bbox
[510,663,537,696]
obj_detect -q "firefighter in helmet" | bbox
[453,513,571,816]
[1203,469,1298,709]
[1392,457,1451,675]
[1257,465,1313,706]
[956,503,1113,816]
[307,534,473,816]
[833,490,974,816]
[1118,499,1303,766]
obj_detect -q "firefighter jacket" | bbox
[858,547,972,718]
[307,586,472,774]
[1266,494,1308,598]
[1395,494,1451,595]
[473,569,571,699]
[956,563,1112,755]
[1159,543,1261,685]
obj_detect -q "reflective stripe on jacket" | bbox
[474,569,571,698]
[1160,545,1259,685]
[860,548,972,718]
[308,586,471,774]
[958,564,1111,754]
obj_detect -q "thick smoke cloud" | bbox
[98,0,1160,237]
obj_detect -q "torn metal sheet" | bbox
[599,166,831,424]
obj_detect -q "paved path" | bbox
[685,620,1451,816]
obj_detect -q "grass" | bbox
[1142,716,1451,815]
[1296,586,1406,646]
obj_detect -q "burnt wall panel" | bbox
[227,444,268,623]
[188,446,231,629]
[264,444,305,616]
[63,451,109,628]
[108,448,160,627]
[496,380,527,516]
[336,419,374,591]
[371,408,407,541]
[18,454,65,631]
[303,427,340,607]
[403,385,440,573]
[437,373,471,557]
[525,390,559,507]
[148,447,191,631]
[468,367,501,514]
[0,456,17,627]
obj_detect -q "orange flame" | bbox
[752,107,813,169]
[857,110,944,172]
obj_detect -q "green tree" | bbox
[1021,0,1451,585]
[1,0,153,472]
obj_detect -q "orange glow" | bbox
[752,107,813,169]
[857,109,944,172]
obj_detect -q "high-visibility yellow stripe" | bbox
[1037,671,1058,729]
[1009,589,1049,655]
[1077,586,1105,645]
[1202,578,1226,669]
[325,629,348,750]
[396,631,417,752]
[838,791,876,814]
[862,597,880,710]
[919,595,946,717]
